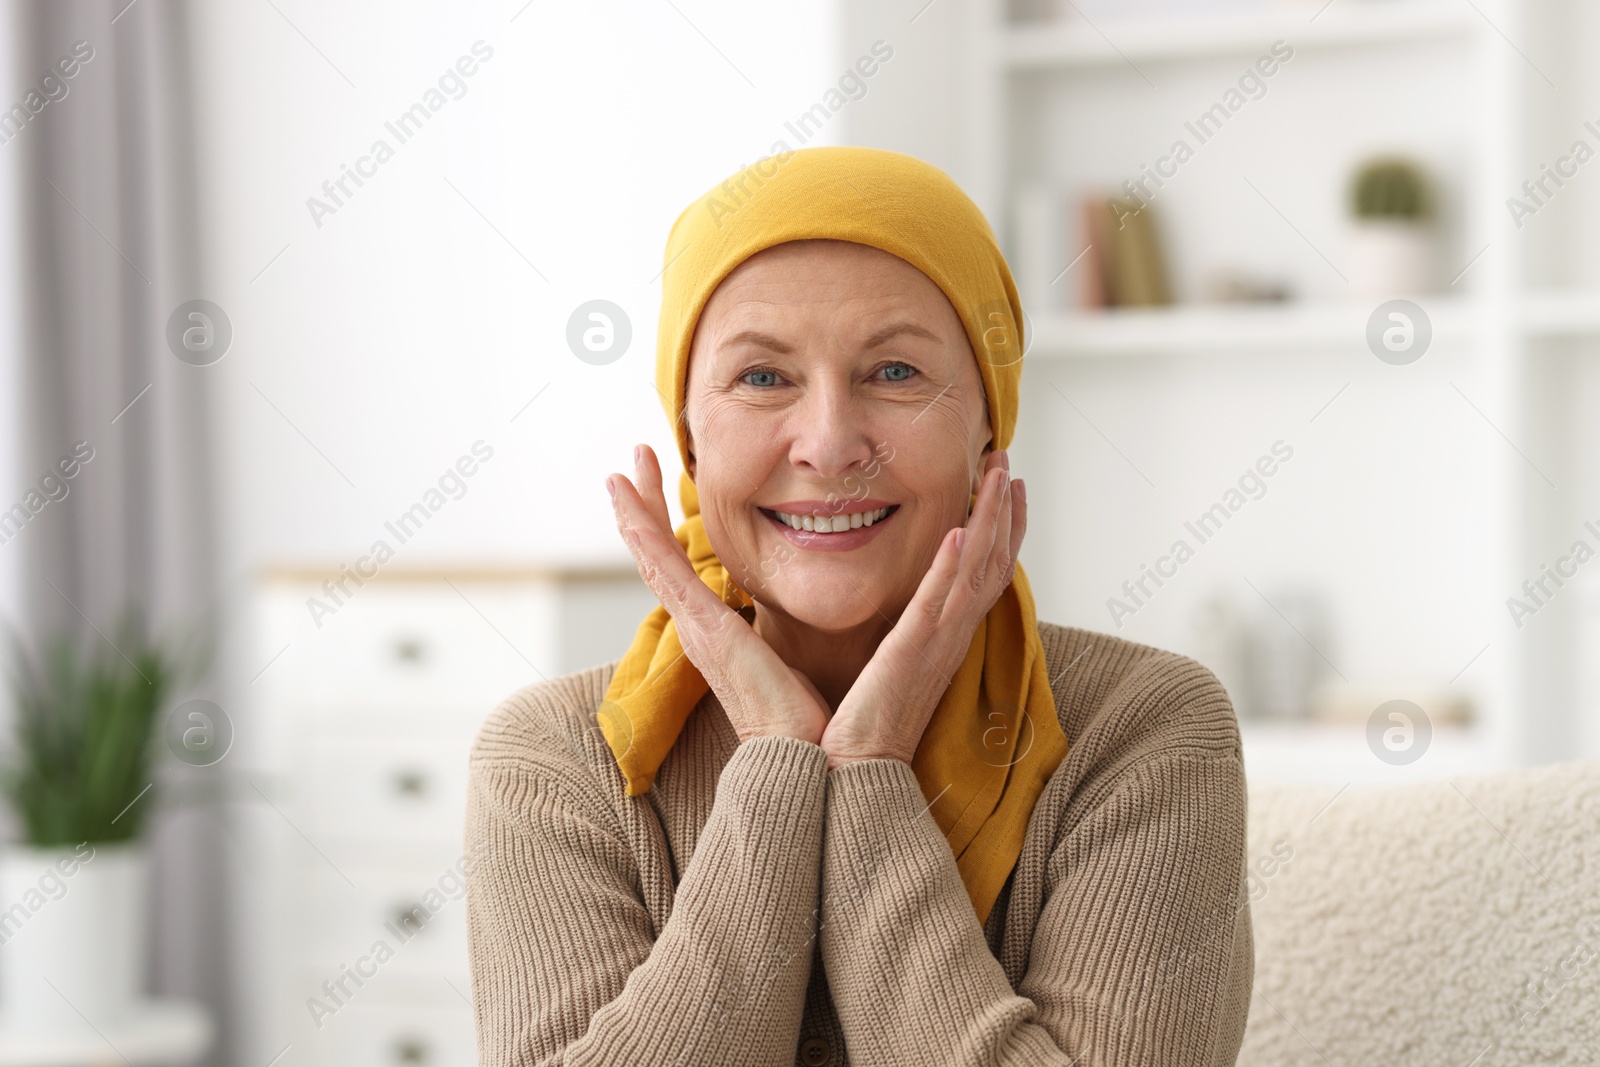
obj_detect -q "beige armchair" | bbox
[1240,757,1600,1064]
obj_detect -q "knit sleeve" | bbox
[817,718,1253,1063]
[465,731,829,1066]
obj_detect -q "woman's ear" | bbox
[974,437,995,480]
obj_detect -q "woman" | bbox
[465,146,1253,1066]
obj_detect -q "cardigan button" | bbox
[799,1036,832,1065]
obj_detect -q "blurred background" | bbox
[0,0,1596,1064]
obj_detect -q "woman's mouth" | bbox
[758,504,899,533]
[756,503,901,552]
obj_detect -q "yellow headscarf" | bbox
[600,145,1067,925]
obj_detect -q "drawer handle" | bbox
[393,770,429,797]
[393,1037,430,1063]
[392,903,429,935]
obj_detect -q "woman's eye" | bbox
[739,363,915,387]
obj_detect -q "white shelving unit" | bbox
[937,0,1600,784]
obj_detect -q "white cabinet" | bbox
[241,569,655,1067]
[316,1003,478,1067]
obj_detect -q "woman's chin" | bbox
[757,583,894,633]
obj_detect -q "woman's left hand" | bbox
[819,450,1027,772]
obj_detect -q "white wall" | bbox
[189,0,842,577]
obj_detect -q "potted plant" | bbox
[0,618,183,1036]
[1346,156,1437,297]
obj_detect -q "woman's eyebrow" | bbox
[719,321,940,355]
[720,330,793,354]
[863,321,940,348]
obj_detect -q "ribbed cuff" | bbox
[719,734,829,821]
[827,755,927,817]
[822,756,949,916]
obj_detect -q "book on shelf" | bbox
[1009,186,1175,315]
[1081,193,1172,309]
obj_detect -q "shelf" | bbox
[1026,293,1481,357]
[1023,290,1600,356]
[1519,289,1600,338]
[1240,720,1501,787]
[1004,0,1483,72]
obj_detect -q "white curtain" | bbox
[5,1,227,1062]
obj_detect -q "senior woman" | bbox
[465,146,1254,1066]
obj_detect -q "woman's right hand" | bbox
[606,444,830,748]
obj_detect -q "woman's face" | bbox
[684,238,993,632]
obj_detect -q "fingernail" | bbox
[606,476,616,501]
[1017,478,1027,504]
[999,449,1010,472]
[954,528,966,551]
[633,444,643,468]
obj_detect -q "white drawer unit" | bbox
[313,1002,477,1067]
[306,862,472,985]
[243,568,656,1067]
[303,729,477,847]
[294,583,559,712]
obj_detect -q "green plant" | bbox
[1,617,184,846]
[1351,157,1432,221]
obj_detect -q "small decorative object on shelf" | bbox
[0,616,212,1064]
[1248,584,1335,721]
[1201,266,1294,303]
[1193,584,1334,721]
[1192,592,1259,719]
[1346,155,1438,297]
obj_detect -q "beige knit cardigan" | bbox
[464,620,1255,1065]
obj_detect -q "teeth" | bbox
[773,506,890,533]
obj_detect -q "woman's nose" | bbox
[785,382,876,479]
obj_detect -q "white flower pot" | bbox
[1346,219,1436,297]
[0,841,146,1035]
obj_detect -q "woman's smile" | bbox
[756,501,902,552]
